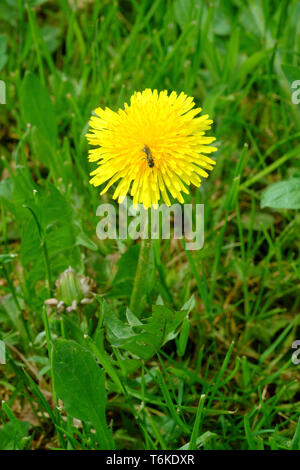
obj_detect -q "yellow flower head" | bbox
[86,89,217,208]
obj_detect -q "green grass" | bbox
[0,0,300,451]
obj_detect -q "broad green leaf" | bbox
[181,295,195,313]
[108,244,139,298]
[52,339,114,449]
[239,3,264,39]
[19,184,84,290]
[0,421,30,450]
[261,179,300,210]
[41,25,60,53]
[0,1,18,26]
[126,308,143,327]
[1,295,27,343]
[30,125,57,168]
[241,212,275,231]
[174,0,192,30]
[0,177,13,201]
[281,64,300,84]
[62,316,86,346]
[213,9,231,36]
[20,73,57,145]
[0,35,8,72]
[104,303,187,360]
[75,229,98,251]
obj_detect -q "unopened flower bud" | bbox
[56,267,83,306]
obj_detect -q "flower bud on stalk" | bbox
[45,267,95,313]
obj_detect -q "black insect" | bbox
[142,145,155,168]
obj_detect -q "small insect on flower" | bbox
[142,145,155,168]
[86,89,217,209]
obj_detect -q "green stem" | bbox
[24,205,52,295]
[42,306,57,403]
[41,239,52,296]
[27,6,45,86]
[129,237,152,316]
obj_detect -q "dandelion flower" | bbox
[86,89,217,208]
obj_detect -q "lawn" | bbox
[0,0,300,451]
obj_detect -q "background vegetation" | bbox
[0,0,300,450]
